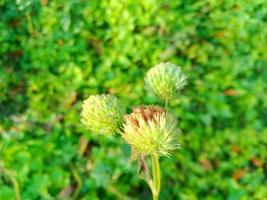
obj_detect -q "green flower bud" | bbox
[81,94,124,135]
[145,62,187,101]
[122,105,180,157]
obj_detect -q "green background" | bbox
[1,0,267,199]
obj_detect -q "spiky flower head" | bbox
[145,62,187,101]
[122,105,180,157]
[81,94,124,135]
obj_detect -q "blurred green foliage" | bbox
[0,0,267,199]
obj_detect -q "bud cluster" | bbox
[81,62,187,158]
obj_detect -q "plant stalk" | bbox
[165,99,169,109]
[151,154,161,200]
[2,168,21,200]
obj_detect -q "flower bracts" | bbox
[145,62,187,101]
[81,94,124,135]
[122,105,180,157]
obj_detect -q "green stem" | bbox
[71,167,82,199]
[107,185,130,200]
[3,169,21,200]
[151,154,161,200]
[26,12,34,35]
[165,99,168,109]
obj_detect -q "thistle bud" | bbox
[145,62,187,101]
[81,94,124,135]
[122,105,180,157]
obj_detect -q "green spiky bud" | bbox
[81,94,124,135]
[122,105,180,157]
[145,62,187,101]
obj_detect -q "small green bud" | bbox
[81,94,124,135]
[122,105,180,157]
[145,62,187,101]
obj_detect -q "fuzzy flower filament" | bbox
[122,105,180,157]
[81,94,124,135]
[145,62,187,101]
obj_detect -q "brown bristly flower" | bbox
[122,105,180,157]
